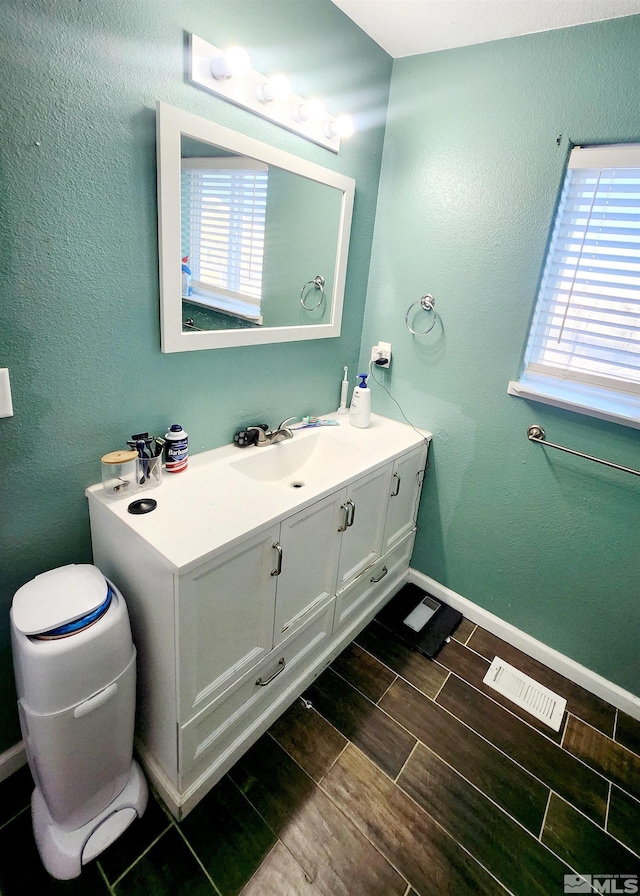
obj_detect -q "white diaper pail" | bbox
[10,564,147,879]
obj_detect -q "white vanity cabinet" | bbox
[181,463,398,720]
[86,415,430,819]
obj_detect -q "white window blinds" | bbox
[524,144,640,396]
[181,157,268,305]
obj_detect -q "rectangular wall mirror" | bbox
[156,102,355,352]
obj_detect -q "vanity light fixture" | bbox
[188,34,353,153]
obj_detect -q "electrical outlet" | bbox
[371,342,392,369]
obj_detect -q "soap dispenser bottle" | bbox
[349,373,371,428]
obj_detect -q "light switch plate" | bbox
[0,368,14,417]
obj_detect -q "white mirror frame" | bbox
[156,102,355,352]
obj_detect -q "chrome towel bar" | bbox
[527,425,640,478]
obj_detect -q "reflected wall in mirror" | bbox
[156,102,355,351]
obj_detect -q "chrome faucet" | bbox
[247,417,295,447]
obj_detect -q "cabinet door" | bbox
[333,532,415,634]
[178,525,279,722]
[336,465,392,593]
[273,491,343,645]
[382,444,428,554]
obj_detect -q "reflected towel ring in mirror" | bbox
[300,275,325,312]
[405,294,437,336]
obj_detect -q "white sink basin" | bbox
[229,428,362,485]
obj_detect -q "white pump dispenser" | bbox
[349,373,371,428]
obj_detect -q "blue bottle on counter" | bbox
[165,424,188,473]
[181,256,192,298]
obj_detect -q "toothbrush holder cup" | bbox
[137,453,163,490]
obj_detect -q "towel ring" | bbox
[300,275,325,312]
[405,294,437,336]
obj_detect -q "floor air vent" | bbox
[482,657,567,731]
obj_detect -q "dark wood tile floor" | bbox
[1,612,639,895]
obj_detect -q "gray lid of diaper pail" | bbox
[11,564,109,635]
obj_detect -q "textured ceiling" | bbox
[329,0,640,57]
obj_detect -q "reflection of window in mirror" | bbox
[180,157,268,326]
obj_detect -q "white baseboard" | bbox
[409,569,640,723]
[0,740,26,785]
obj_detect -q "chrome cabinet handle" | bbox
[370,566,388,583]
[391,472,401,497]
[346,499,356,527]
[338,499,356,531]
[256,657,285,686]
[271,541,283,576]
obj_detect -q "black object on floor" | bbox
[376,583,463,659]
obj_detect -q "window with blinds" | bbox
[181,157,268,320]
[510,143,640,428]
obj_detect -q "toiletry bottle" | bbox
[349,374,371,428]
[181,256,192,298]
[165,424,188,472]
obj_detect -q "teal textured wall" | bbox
[0,0,391,753]
[360,16,640,693]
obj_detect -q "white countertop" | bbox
[86,414,431,574]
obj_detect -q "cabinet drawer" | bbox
[333,533,414,634]
[179,596,335,790]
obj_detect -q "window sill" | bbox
[184,290,263,325]
[507,375,640,431]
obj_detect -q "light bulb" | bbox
[335,114,355,138]
[226,46,250,76]
[293,97,326,123]
[256,73,292,104]
[324,114,355,140]
[210,45,251,80]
